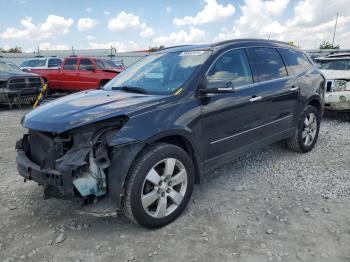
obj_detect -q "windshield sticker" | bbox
[179,51,204,56]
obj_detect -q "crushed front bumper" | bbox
[16,149,74,199]
[325,91,350,111]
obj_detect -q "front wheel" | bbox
[123,143,195,228]
[286,105,321,153]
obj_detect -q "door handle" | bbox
[249,96,262,102]
[290,86,300,92]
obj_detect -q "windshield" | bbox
[96,59,121,69]
[20,59,46,68]
[316,59,350,70]
[0,61,20,72]
[103,50,211,95]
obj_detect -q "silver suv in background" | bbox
[20,57,62,71]
[315,53,350,120]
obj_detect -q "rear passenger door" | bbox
[247,47,299,135]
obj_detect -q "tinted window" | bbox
[248,47,287,82]
[207,49,253,87]
[63,58,78,70]
[48,58,62,67]
[279,48,311,75]
[79,59,94,70]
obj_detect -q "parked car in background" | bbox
[0,61,41,106]
[29,57,123,92]
[16,39,324,228]
[20,57,62,71]
[315,53,350,120]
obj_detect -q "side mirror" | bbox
[199,79,235,94]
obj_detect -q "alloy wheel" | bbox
[302,112,317,146]
[141,158,188,218]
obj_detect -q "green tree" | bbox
[319,41,339,49]
[7,46,23,53]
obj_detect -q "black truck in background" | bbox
[0,61,42,107]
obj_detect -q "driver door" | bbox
[200,48,268,162]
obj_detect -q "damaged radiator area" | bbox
[17,118,126,201]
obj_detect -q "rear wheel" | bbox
[286,105,321,153]
[123,143,195,228]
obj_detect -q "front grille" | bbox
[8,77,41,90]
[26,130,69,169]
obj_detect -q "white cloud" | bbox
[166,6,172,12]
[77,18,98,31]
[85,7,92,12]
[86,35,95,40]
[39,42,70,50]
[1,15,74,41]
[173,0,235,26]
[214,0,350,49]
[153,27,207,46]
[88,41,141,52]
[108,11,154,38]
[104,11,111,16]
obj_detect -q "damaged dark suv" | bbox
[16,39,325,228]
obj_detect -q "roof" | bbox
[155,39,296,53]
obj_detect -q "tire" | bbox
[123,143,195,228]
[286,105,321,153]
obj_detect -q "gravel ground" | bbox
[0,106,350,262]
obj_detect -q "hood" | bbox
[22,89,167,133]
[0,70,39,80]
[320,69,350,80]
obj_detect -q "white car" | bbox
[19,57,62,71]
[316,53,350,120]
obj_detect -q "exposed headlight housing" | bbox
[333,80,347,91]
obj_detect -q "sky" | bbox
[0,0,349,52]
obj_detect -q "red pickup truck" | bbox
[29,57,125,92]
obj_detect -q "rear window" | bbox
[279,48,311,75]
[63,58,78,70]
[248,47,287,82]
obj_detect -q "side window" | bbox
[279,48,312,75]
[48,58,62,67]
[248,47,287,82]
[63,59,78,70]
[79,59,94,70]
[207,49,253,87]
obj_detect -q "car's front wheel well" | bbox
[307,99,322,114]
[156,135,201,184]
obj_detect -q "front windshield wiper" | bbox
[111,86,149,94]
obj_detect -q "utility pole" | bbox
[332,12,339,47]
[149,38,152,54]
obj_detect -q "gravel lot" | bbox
[0,106,350,262]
